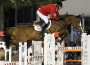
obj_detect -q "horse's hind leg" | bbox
[4,35,11,49]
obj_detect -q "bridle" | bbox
[70,18,82,34]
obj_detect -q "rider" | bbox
[36,1,63,37]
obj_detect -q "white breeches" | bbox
[37,10,49,24]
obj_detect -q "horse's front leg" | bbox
[58,29,69,39]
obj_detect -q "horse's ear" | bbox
[65,12,69,15]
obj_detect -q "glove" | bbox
[48,18,52,20]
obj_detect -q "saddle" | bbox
[33,21,51,31]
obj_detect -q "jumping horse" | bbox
[4,15,82,49]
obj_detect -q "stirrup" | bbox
[39,32,42,35]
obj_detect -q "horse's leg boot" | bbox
[39,23,48,37]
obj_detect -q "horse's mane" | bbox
[60,14,75,18]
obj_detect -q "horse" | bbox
[3,15,82,49]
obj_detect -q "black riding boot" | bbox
[39,23,48,37]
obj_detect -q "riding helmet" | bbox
[56,1,63,7]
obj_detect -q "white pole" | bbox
[51,33,55,65]
[3,45,6,61]
[9,47,12,62]
[81,33,90,65]
[44,33,48,65]
[88,35,90,65]
[56,42,64,65]
[32,40,42,65]
[44,33,55,65]
[19,42,22,65]
[24,42,27,65]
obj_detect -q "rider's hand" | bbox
[58,16,64,20]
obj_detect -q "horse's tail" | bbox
[3,28,12,49]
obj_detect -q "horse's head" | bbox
[64,15,82,34]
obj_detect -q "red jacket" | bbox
[38,4,60,21]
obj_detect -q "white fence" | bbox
[0,33,90,65]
